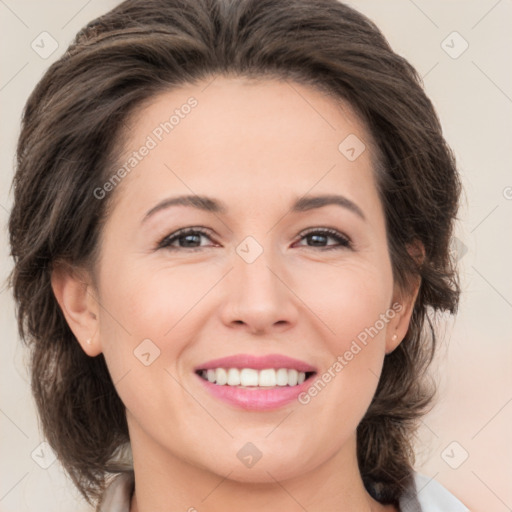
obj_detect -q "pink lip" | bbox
[194,353,317,411]
[196,377,315,411]
[195,353,317,372]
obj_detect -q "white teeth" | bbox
[215,368,228,385]
[240,368,259,386]
[200,368,309,387]
[276,368,289,386]
[227,368,240,386]
[258,369,276,387]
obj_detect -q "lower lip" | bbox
[195,373,315,411]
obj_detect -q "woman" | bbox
[8,0,468,510]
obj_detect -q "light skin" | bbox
[52,76,420,512]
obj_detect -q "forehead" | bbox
[105,76,380,221]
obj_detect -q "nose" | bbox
[218,242,299,335]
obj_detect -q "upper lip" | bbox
[195,353,317,373]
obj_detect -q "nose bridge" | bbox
[235,233,282,303]
[237,236,278,292]
[221,233,297,332]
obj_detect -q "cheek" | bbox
[98,244,394,364]
[94,261,206,431]
[291,256,394,350]
[96,257,221,370]
[294,260,393,418]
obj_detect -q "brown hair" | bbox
[8,0,460,506]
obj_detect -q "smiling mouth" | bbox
[195,368,316,388]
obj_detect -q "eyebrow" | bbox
[142,193,366,223]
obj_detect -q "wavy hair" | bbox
[8,0,460,506]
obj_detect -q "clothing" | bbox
[97,470,469,511]
[399,473,469,511]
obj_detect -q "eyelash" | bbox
[157,227,352,251]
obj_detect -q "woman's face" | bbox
[88,76,408,482]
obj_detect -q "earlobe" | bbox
[385,300,413,354]
[386,278,421,354]
[50,261,102,356]
[386,240,425,354]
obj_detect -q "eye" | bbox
[158,227,217,250]
[294,228,352,250]
[157,226,352,252]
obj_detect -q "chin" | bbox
[213,459,308,484]
[195,439,324,485]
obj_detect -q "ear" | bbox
[385,240,425,354]
[50,261,102,357]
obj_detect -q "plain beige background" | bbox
[1,1,511,511]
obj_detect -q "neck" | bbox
[127,423,394,512]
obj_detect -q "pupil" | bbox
[309,234,326,246]
[182,234,200,247]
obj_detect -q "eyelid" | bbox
[294,227,352,249]
[157,225,353,251]
[157,226,217,250]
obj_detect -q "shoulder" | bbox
[96,471,134,512]
[399,472,470,512]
